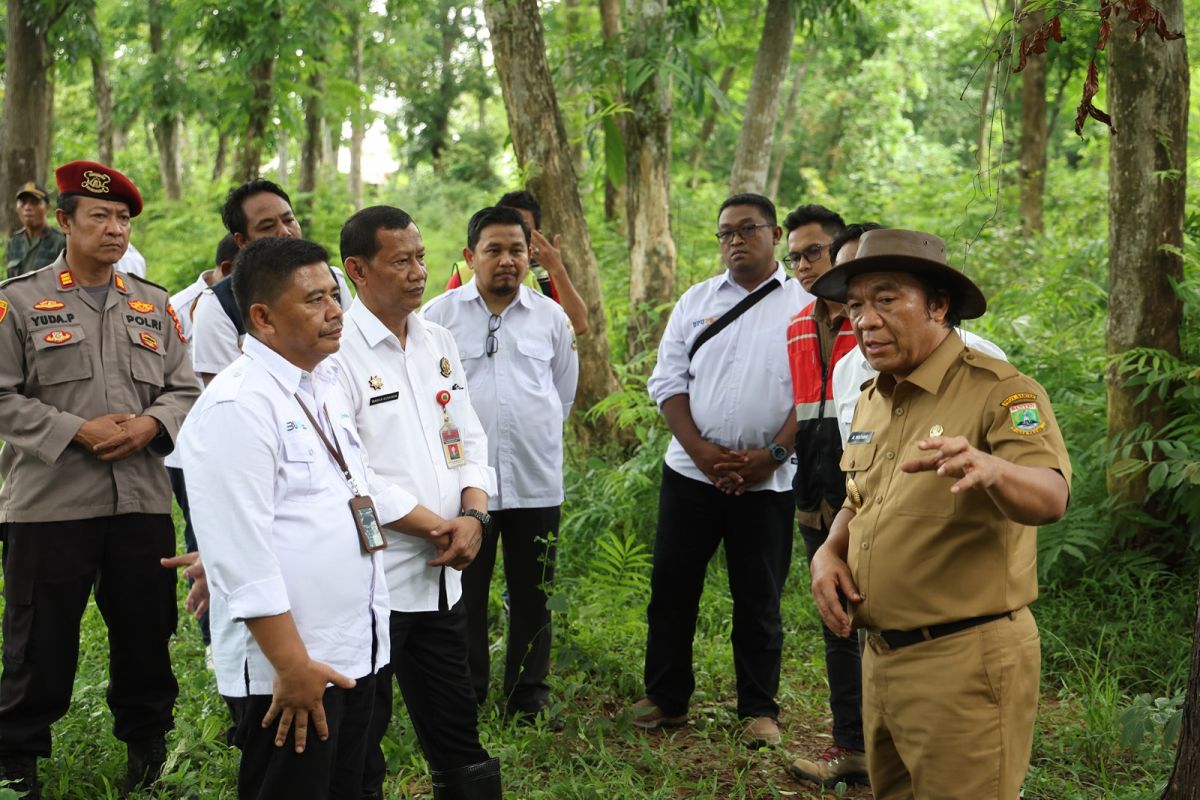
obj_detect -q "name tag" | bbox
[848,431,874,444]
[369,392,399,406]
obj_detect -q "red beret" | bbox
[55,160,143,217]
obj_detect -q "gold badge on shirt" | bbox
[929,424,944,437]
[439,357,452,378]
[368,375,383,390]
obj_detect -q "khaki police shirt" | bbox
[840,331,1072,631]
[0,255,200,522]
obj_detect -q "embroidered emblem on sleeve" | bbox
[1001,392,1046,435]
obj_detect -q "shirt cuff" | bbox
[226,575,291,622]
[457,463,497,498]
[372,482,418,527]
[41,411,87,466]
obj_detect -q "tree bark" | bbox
[599,0,626,223]
[766,59,807,202]
[1017,5,1047,234]
[212,127,228,183]
[300,70,323,194]
[149,0,183,200]
[482,0,622,428]
[625,0,676,358]
[1105,1,1187,537]
[688,64,735,189]
[1,0,54,234]
[1164,575,1200,799]
[728,0,795,195]
[237,56,277,182]
[277,126,290,187]
[348,11,365,208]
[88,6,114,165]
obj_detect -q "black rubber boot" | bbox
[430,757,503,800]
[0,755,39,800]
[121,737,166,797]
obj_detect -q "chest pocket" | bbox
[457,337,486,363]
[515,337,553,392]
[282,432,320,500]
[127,326,165,388]
[839,441,876,473]
[32,324,92,385]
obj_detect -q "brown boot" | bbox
[788,744,869,787]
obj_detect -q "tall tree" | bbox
[237,54,277,181]
[1166,578,1200,798]
[85,4,114,165]
[727,0,796,195]
[1105,1,1187,528]
[1017,3,1048,234]
[148,0,183,199]
[299,69,324,194]
[1,0,57,234]
[598,0,626,222]
[348,9,366,209]
[482,0,622,422]
[687,64,734,189]
[624,0,676,357]
[765,58,807,202]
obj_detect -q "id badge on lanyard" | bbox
[435,389,466,469]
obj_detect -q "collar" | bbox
[53,257,129,294]
[455,276,530,313]
[874,329,964,397]
[720,262,787,294]
[242,334,340,398]
[812,298,846,329]
[347,299,427,348]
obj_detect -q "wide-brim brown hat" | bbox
[809,228,987,320]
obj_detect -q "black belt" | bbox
[875,611,1012,650]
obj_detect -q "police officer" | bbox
[0,161,200,798]
[5,182,65,279]
[807,229,1071,799]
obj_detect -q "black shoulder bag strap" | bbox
[688,277,781,360]
[211,275,246,338]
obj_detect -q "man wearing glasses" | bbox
[422,206,578,724]
[634,193,812,748]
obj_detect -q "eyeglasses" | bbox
[715,223,772,244]
[783,243,831,267]
[485,313,502,357]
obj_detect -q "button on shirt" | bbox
[647,264,812,493]
[422,280,578,510]
[839,332,1072,631]
[179,335,403,696]
[332,303,496,612]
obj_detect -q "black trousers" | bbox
[167,465,210,645]
[361,601,490,798]
[799,522,865,752]
[0,514,178,757]
[462,505,560,714]
[235,673,376,800]
[645,466,794,720]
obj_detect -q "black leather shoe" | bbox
[122,737,166,797]
[0,755,39,800]
[431,756,502,800]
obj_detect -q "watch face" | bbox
[769,444,787,462]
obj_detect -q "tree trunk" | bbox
[625,0,676,358]
[348,11,365,208]
[1164,575,1200,799]
[277,126,290,186]
[149,0,183,200]
[237,56,277,182]
[482,0,622,430]
[88,8,114,165]
[1105,0,1187,538]
[1,0,54,234]
[212,127,228,183]
[977,56,997,171]
[688,64,735,189]
[1017,5,1047,234]
[728,0,795,195]
[766,59,807,202]
[599,0,625,223]
[300,70,323,193]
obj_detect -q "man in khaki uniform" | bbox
[5,182,65,280]
[806,229,1071,800]
[0,161,199,798]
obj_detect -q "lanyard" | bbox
[294,394,362,496]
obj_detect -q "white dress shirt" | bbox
[115,241,147,277]
[331,303,496,612]
[191,266,353,377]
[179,335,404,696]
[162,272,209,471]
[647,264,813,493]
[422,280,578,510]
[831,328,1009,444]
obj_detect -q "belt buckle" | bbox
[866,630,891,651]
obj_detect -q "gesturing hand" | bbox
[262,660,355,753]
[900,436,1002,495]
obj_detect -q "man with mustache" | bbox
[423,206,578,726]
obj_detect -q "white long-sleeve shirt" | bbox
[647,264,813,493]
[422,280,577,510]
[331,303,496,612]
[180,335,403,696]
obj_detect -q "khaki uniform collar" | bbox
[874,329,964,397]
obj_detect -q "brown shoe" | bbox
[740,716,781,748]
[788,744,869,787]
[629,698,687,730]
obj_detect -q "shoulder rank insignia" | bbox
[33,298,65,311]
[439,357,452,378]
[57,270,75,290]
[369,375,384,390]
[82,170,111,193]
[1002,392,1046,435]
[113,274,128,294]
[167,304,186,343]
[139,331,159,351]
[0,299,8,325]
[44,329,72,345]
[128,299,155,314]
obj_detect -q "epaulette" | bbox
[0,270,43,290]
[961,348,1019,381]
[122,272,169,294]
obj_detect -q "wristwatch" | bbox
[767,442,789,463]
[460,508,492,533]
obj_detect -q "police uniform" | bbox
[0,249,199,764]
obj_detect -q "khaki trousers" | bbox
[862,607,1040,800]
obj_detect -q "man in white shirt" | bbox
[191,180,350,385]
[331,206,502,799]
[423,206,578,724]
[180,237,425,798]
[635,193,812,748]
